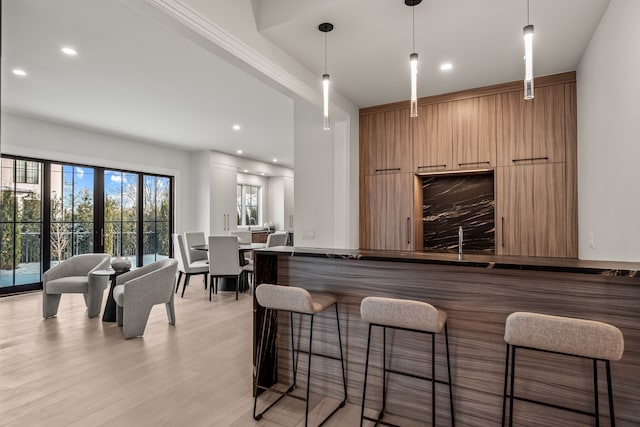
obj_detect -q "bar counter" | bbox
[253,247,640,426]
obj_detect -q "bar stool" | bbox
[253,284,347,427]
[502,312,624,427]
[360,296,454,427]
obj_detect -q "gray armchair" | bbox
[113,259,178,339]
[42,253,111,319]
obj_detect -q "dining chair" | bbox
[173,233,209,297]
[243,231,288,290]
[266,231,287,247]
[231,230,252,244]
[208,235,244,301]
[184,231,208,264]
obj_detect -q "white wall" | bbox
[577,0,640,262]
[149,0,360,249]
[294,99,335,248]
[1,112,194,234]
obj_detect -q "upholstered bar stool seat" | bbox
[254,284,347,427]
[502,312,624,427]
[360,296,455,427]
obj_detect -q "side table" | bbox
[92,268,129,322]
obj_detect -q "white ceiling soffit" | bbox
[1,0,295,168]
[254,0,611,108]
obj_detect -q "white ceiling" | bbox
[254,0,611,107]
[1,0,295,168]
[2,0,611,168]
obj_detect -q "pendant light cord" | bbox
[412,5,416,52]
[527,0,530,25]
[324,32,328,74]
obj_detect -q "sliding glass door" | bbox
[104,170,138,265]
[0,158,43,290]
[0,155,173,295]
[49,164,95,264]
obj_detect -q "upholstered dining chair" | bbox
[230,230,252,244]
[42,253,111,319]
[242,231,288,290]
[265,231,287,247]
[208,235,243,301]
[173,233,209,297]
[184,231,208,264]
[113,258,178,339]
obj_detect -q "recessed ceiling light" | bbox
[261,173,265,176]
[440,63,453,71]
[272,158,278,163]
[236,149,243,154]
[244,169,248,173]
[61,47,77,56]
[12,68,27,77]
[233,124,241,131]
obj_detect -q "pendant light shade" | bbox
[319,22,333,130]
[410,52,418,117]
[406,0,422,117]
[523,0,534,100]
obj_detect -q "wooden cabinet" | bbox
[497,85,565,166]
[360,73,577,256]
[452,95,497,169]
[413,102,453,172]
[362,173,414,250]
[360,109,411,176]
[497,163,566,257]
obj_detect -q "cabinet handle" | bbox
[406,217,411,244]
[512,156,549,163]
[375,167,401,173]
[417,164,446,170]
[501,217,505,248]
[100,228,104,247]
[458,161,491,167]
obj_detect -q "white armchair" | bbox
[112,258,178,339]
[42,253,111,319]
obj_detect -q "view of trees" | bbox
[2,158,172,289]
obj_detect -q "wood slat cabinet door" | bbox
[497,85,565,166]
[532,84,565,163]
[533,163,567,257]
[361,173,414,250]
[413,102,453,173]
[452,96,497,169]
[497,163,567,257]
[496,165,534,256]
[360,109,411,176]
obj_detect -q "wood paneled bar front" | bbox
[253,247,640,426]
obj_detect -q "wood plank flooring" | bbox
[0,281,420,426]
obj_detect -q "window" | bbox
[142,175,170,265]
[15,160,40,184]
[236,184,260,226]
[1,157,43,291]
[0,154,174,295]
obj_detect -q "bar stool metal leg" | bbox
[360,323,373,427]
[445,323,455,426]
[606,361,616,427]
[593,359,600,427]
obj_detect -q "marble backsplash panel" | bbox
[422,173,495,253]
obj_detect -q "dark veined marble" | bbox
[422,173,495,253]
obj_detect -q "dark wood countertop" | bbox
[254,246,640,278]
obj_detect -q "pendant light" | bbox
[523,0,534,100]
[406,0,422,117]
[319,22,333,130]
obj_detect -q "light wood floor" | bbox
[0,280,424,427]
